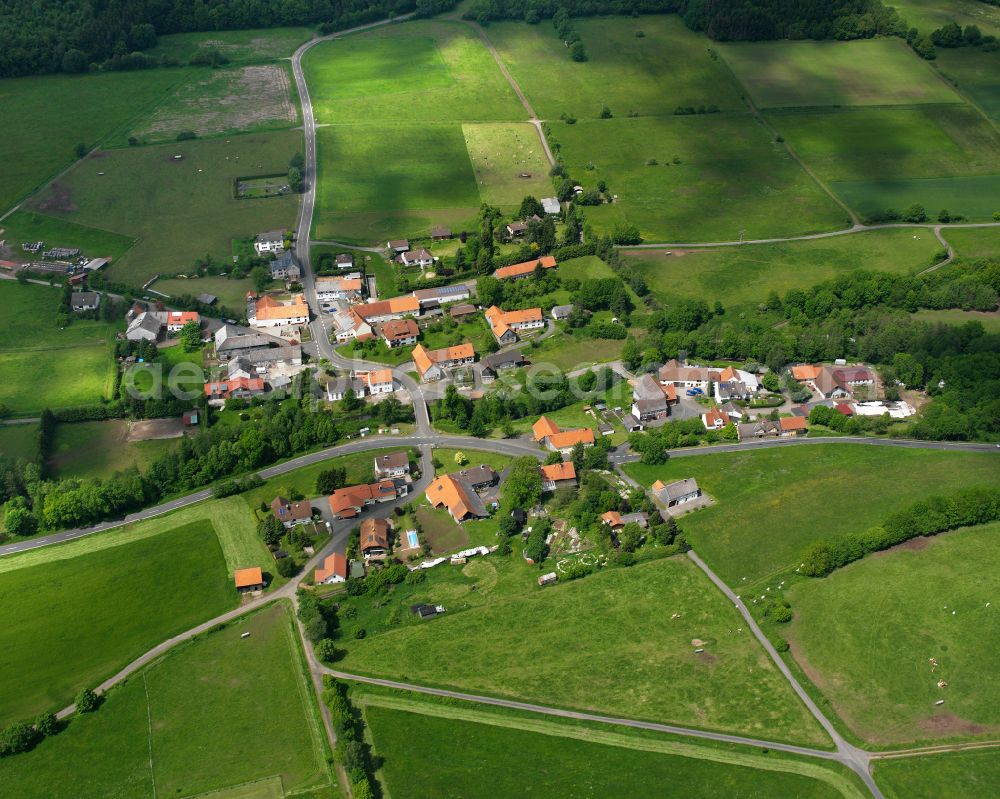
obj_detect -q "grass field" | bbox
[122,64,299,145]
[0,282,118,413]
[913,308,1000,333]
[893,0,1000,38]
[875,748,1000,799]
[48,420,176,480]
[28,131,302,286]
[622,445,1000,587]
[146,26,315,65]
[335,555,829,745]
[766,105,1000,183]
[719,39,961,108]
[787,523,1000,746]
[831,175,1000,221]
[462,123,552,207]
[549,115,846,242]
[0,423,38,463]
[366,701,860,799]
[154,274,257,308]
[624,228,942,310]
[946,225,1000,258]
[488,15,744,119]
[0,70,183,213]
[433,447,513,475]
[0,520,234,726]
[934,47,1000,121]
[0,210,135,262]
[0,604,338,799]
[304,20,523,123]
[313,124,480,242]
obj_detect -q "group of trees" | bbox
[323,678,377,799]
[929,21,996,49]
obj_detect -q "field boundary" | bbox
[143,672,159,799]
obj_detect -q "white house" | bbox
[362,369,394,395]
[254,229,286,255]
[398,248,433,268]
[315,275,364,302]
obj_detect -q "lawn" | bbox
[433,447,513,475]
[487,15,744,120]
[946,225,1000,259]
[786,523,1000,746]
[622,444,1000,586]
[154,274,258,308]
[0,520,235,727]
[0,423,39,463]
[335,556,829,745]
[47,420,177,480]
[549,115,846,243]
[913,308,1000,333]
[366,702,860,799]
[304,20,523,123]
[120,64,299,145]
[934,47,1000,122]
[766,105,1000,183]
[28,131,302,287]
[0,69,183,213]
[624,228,942,311]
[415,504,470,554]
[875,748,1000,799]
[0,210,135,262]
[0,604,338,799]
[718,38,961,108]
[529,334,628,371]
[462,123,552,208]
[146,26,315,65]
[831,175,1000,221]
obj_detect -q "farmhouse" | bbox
[380,318,419,348]
[412,284,472,307]
[271,496,312,528]
[214,326,300,368]
[354,295,420,325]
[165,310,200,332]
[254,229,286,255]
[360,368,394,395]
[125,312,163,342]
[374,451,410,479]
[247,293,309,329]
[397,248,433,268]
[653,478,702,508]
[269,250,301,282]
[314,553,348,585]
[234,567,264,593]
[360,517,392,558]
[532,415,595,455]
[484,306,544,344]
[701,406,731,430]
[793,363,875,399]
[326,377,366,401]
[659,359,721,391]
[412,342,476,382]
[328,479,408,519]
[425,473,488,522]
[632,373,670,423]
[70,291,100,312]
[540,461,576,491]
[315,275,363,302]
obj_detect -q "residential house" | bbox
[387,239,410,254]
[485,306,544,344]
[737,419,780,440]
[335,253,354,269]
[227,356,255,380]
[540,461,576,492]
[361,368,394,395]
[794,363,875,399]
[380,318,419,348]
[480,349,525,381]
[247,293,309,329]
[652,478,702,508]
[494,255,557,280]
[532,415,595,455]
[270,250,301,282]
[234,567,264,593]
[397,248,433,268]
[714,380,751,403]
[718,401,745,420]
[505,220,528,238]
[779,416,808,437]
[601,511,649,530]
[550,304,574,320]
[412,284,471,307]
[659,359,721,392]
[125,312,163,342]
[354,295,420,325]
[425,474,488,522]
[204,377,266,404]
[541,197,561,215]
[631,373,669,423]
[701,406,731,430]
[718,366,760,393]
[449,303,477,321]
[326,377,366,401]
[374,451,410,479]
[314,553,348,585]
[360,518,392,559]
[254,229,286,255]
[328,479,407,519]
[431,225,453,241]
[165,310,200,332]
[271,496,312,528]
[70,291,100,312]
[456,465,498,491]
[315,275,363,303]
[412,342,475,382]
[332,308,373,342]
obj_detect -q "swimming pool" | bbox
[406,530,419,548]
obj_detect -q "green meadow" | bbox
[624,228,942,310]
[622,445,1000,586]
[934,47,1000,122]
[47,420,177,480]
[0,210,134,262]
[0,604,338,799]
[462,123,552,207]
[336,556,829,746]
[28,131,302,286]
[487,15,744,119]
[913,309,1000,333]
[146,26,315,65]
[787,523,1000,746]
[719,39,961,108]
[549,115,846,242]
[946,225,1000,258]
[892,0,1000,38]
[304,20,523,123]
[831,175,1000,221]
[875,748,1000,799]
[0,423,39,463]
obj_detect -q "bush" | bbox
[35,712,59,738]
[0,721,40,757]
[774,638,790,653]
[765,600,792,623]
[405,568,426,584]
[75,688,100,713]
[176,131,197,141]
[316,638,339,662]
[276,557,299,577]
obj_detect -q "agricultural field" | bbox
[488,15,744,120]
[365,701,864,799]
[0,520,234,727]
[624,228,943,311]
[946,225,1000,258]
[832,175,1000,221]
[0,423,39,463]
[875,748,1000,799]
[145,26,315,65]
[334,555,830,745]
[304,20,523,123]
[934,47,1000,121]
[0,604,338,799]
[462,123,552,207]
[27,131,302,287]
[913,308,1000,333]
[0,210,135,263]
[121,64,299,145]
[892,0,1000,38]
[0,282,119,413]
[548,115,847,242]
[0,69,183,213]
[622,445,1000,587]
[312,124,481,242]
[47,420,177,480]
[786,523,1000,746]
[718,39,961,108]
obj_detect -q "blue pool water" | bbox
[407,530,419,548]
